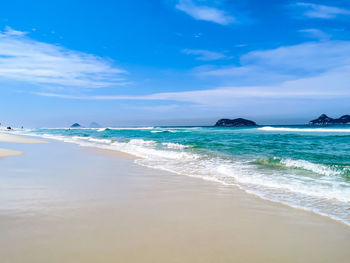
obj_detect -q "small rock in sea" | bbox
[70,123,82,128]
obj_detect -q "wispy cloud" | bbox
[294,2,350,19]
[176,0,235,25]
[299,28,330,40]
[0,27,127,89]
[182,49,227,61]
[35,66,350,103]
[196,41,350,85]
[34,40,350,112]
[3,26,27,36]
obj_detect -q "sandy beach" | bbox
[2,0,350,261]
[0,134,349,262]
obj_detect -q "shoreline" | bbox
[93,144,349,228]
[8,131,350,227]
[86,146,139,159]
[1,134,349,262]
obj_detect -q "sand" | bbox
[0,132,46,144]
[0,147,23,158]
[0,137,349,263]
[0,132,45,158]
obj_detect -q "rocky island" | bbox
[70,123,82,128]
[215,118,257,127]
[308,114,350,125]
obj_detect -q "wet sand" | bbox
[0,137,349,262]
[0,132,45,158]
[0,132,46,144]
[0,147,23,158]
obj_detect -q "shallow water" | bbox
[18,125,350,225]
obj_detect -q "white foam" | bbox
[278,158,343,176]
[259,126,350,132]
[161,142,189,149]
[216,163,350,203]
[32,133,196,162]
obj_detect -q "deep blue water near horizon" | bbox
[17,125,350,225]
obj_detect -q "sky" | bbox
[0,0,350,127]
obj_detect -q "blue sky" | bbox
[0,0,350,126]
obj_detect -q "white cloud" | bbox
[295,2,350,19]
[0,27,127,89]
[35,66,350,102]
[299,28,330,40]
[196,41,350,85]
[240,41,350,71]
[176,0,235,25]
[182,49,227,61]
[4,26,28,36]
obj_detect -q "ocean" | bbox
[17,125,350,225]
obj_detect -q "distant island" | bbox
[89,122,101,128]
[70,123,82,128]
[215,118,257,127]
[309,114,350,125]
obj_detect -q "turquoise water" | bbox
[20,125,350,225]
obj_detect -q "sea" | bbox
[16,125,350,225]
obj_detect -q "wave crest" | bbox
[255,157,349,177]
